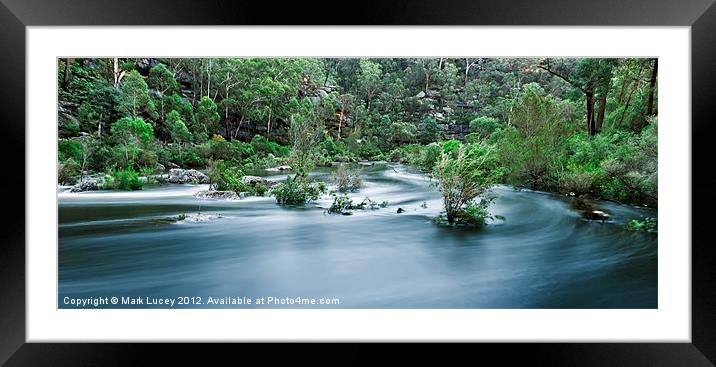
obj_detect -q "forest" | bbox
[57,57,657,229]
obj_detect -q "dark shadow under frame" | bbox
[0,0,714,365]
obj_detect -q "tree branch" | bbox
[537,65,585,93]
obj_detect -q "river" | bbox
[58,163,657,308]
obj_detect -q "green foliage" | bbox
[166,110,192,143]
[57,57,657,209]
[496,83,575,190]
[148,64,179,94]
[417,143,443,172]
[327,193,383,214]
[157,144,204,168]
[416,116,442,144]
[625,217,657,233]
[58,139,83,162]
[469,116,502,139]
[193,96,220,140]
[111,117,154,145]
[271,177,327,205]
[106,166,144,190]
[332,164,362,193]
[58,158,80,185]
[442,139,461,154]
[288,99,324,177]
[250,135,290,157]
[206,159,246,192]
[433,142,502,225]
[110,117,154,168]
[119,70,152,118]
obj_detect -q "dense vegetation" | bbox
[58,57,658,225]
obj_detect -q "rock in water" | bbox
[241,175,267,186]
[168,169,209,184]
[585,210,610,222]
[397,207,406,214]
[194,190,239,200]
[70,179,99,192]
[181,213,224,222]
[265,165,293,172]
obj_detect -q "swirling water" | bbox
[58,163,657,308]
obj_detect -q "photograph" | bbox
[57,57,658,309]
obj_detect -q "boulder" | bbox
[265,165,293,172]
[155,163,166,172]
[181,213,224,222]
[415,91,426,99]
[585,210,610,222]
[166,162,180,169]
[194,190,239,200]
[70,179,99,193]
[241,175,267,186]
[168,169,209,184]
[397,207,406,214]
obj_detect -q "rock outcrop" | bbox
[70,179,99,193]
[194,190,239,200]
[168,169,209,184]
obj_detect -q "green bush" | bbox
[332,164,362,193]
[58,158,80,185]
[469,116,502,139]
[58,139,83,162]
[441,139,461,155]
[418,143,443,172]
[206,159,247,192]
[251,135,290,157]
[626,217,657,233]
[271,176,326,205]
[106,166,143,190]
[433,142,502,225]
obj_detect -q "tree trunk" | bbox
[586,91,596,135]
[97,113,103,136]
[206,59,212,97]
[646,58,658,117]
[225,106,231,141]
[595,92,607,132]
[617,63,646,129]
[267,108,272,136]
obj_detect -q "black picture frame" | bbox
[1,0,714,365]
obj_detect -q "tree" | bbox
[497,83,575,190]
[166,110,192,144]
[357,59,382,111]
[148,63,179,129]
[193,96,220,142]
[288,98,323,178]
[110,117,154,166]
[119,70,153,119]
[433,142,501,225]
[646,58,658,117]
[538,58,615,135]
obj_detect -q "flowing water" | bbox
[58,163,657,308]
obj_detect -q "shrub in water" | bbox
[272,176,326,205]
[332,164,362,193]
[107,166,143,191]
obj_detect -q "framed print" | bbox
[1,0,715,365]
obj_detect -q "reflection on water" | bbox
[58,163,657,308]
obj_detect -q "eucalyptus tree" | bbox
[119,70,154,119]
[148,63,180,131]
